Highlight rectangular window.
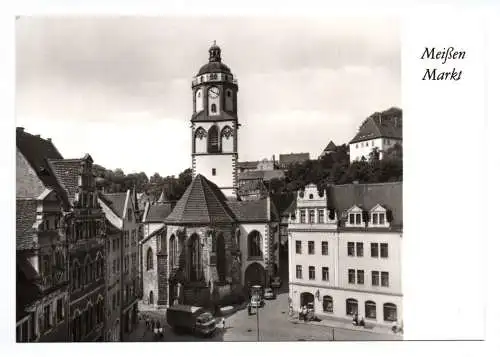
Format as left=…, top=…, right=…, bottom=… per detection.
left=349, top=214, right=355, bottom=225
left=321, top=241, right=328, bottom=255
left=308, top=266, right=315, bottom=280
left=127, top=208, right=132, bottom=221
left=372, top=271, right=380, bottom=286
left=348, top=269, right=355, bottom=284
left=372, top=213, right=379, bottom=225
left=357, top=270, right=364, bottom=285
left=381, top=272, right=389, bottom=287
left=318, top=209, right=324, bottom=223
left=308, top=241, right=315, bottom=255
left=295, top=240, right=302, bottom=254
left=379, top=214, right=385, bottom=225
left=371, top=243, right=379, bottom=257
left=347, top=242, right=355, bottom=256
left=299, top=209, right=306, bottom=223
left=355, top=213, right=361, bottom=225
left=212, top=168, right=216, bottom=176
left=356, top=242, right=364, bottom=257
left=380, top=243, right=389, bottom=258
left=322, top=267, right=329, bottom=281
left=309, top=209, right=315, bottom=224
left=296, top=265, right=302, bottom=279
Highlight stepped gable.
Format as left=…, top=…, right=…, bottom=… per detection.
left=165, top=174, right=236, bottom=224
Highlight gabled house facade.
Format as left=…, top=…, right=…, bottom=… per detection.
left=98, top=190, right=141, bottom=341
left=288, top=182, right=402, bottom=327
left=16, top=128, right=70, bottom=342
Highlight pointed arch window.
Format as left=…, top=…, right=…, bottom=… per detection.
left=169, top=234, right=177, bottom=269
left=146, top=248, right=153, bottom=271
left=188, top=234, right=202, bottom=281
left=194, top=127, right=207, bottom=140
left=248, top=231, right=263, bottom=259
left=207, top=125, right=220, bottom=153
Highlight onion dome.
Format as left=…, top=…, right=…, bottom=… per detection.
left=197, top=41, right=232, bottom=76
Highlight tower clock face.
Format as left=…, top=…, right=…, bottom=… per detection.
left=208, top=87, right=220, bottom=99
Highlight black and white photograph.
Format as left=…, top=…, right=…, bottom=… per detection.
left=14, top=16, right=403, bottom=343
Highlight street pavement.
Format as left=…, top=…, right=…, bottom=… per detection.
left=127, top=292, right=401, bottom=342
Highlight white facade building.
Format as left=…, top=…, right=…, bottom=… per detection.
left=349, top=108, right=402, bottom=162
left=288, top=182, right=402, bottom=327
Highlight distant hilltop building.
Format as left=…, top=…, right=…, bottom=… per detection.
left=278, top=152, right=310, bottom=169
left=319, top=141, right=337, bottom=159
left=349, top=107, right=402, bottom=162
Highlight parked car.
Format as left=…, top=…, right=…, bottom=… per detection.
left=264, top=288, right=276, bottom=300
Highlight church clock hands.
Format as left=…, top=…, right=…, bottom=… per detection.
left=208, top=87, right=220, bottom=99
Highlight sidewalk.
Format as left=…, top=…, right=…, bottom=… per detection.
left=288, top=313, right=403, bottom=337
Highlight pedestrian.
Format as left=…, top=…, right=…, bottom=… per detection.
left=145, top=316, right=150, bottom=328
left=221, top=317, right=226, bottom=331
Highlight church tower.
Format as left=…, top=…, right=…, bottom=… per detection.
left=191, top=42, right=239, bottom=198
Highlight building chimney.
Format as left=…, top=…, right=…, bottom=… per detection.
left=35, top=134, right=40, bottom=138
left=16, top=127, right=24, bottom=133
left=47, top=138, right=52, bottom=142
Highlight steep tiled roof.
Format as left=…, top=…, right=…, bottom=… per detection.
left=145, top=204, right=174, bottom=222
left=237, top=161, right=259, bottom=170
left=100, top=192, right=128, bottom=218
left=16, top=128, right=63, bottom=173
left=271, top=192, right=297, bottom=217
left=16, top=129, right=64, bottom=196
left=327, top=182, right=402, bottom=229
left=227, top=199, right=269, bottom=222
left=165, top=175, right=236, bottom=224
left=47, top=159, right=81, bottom=203
left=17, top=258, right=42, bottom=321
left=16, top=199, right=38, bottom=250
left=279, top=153, right=310, bottom=167
left=238, top=170, right=285, bottom=181
left=350, top=108, right=403, bottom=144
left=323, top=141, right=336, bottom=152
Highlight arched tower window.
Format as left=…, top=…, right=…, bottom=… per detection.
left=146, top=248, right=153, bottom=271
left=160, top=232, right=167, bottom=254
left=169, top=234, right=177, bottom=269
left=211, top=103, right=217, bottom=113
left=248, top=231, right=263, bottom=258
left=188, top=234, right=202, bottom=281
left=207, top=125, right=220, bottom=153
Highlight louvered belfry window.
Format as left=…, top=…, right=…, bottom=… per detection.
left=207, top=125, right=219, bottom=153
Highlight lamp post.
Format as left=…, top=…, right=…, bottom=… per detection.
left=256, top=304, right=260, bottom=341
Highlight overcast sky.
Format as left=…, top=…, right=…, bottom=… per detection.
left=16, top=17, right=400, bottom=177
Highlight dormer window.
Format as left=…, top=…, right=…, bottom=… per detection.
left=372, top=212, right=385, bottom=225
left=369, top=204, right=390, bottom=228
left=346, top=205, right=364, bottom=227
left=348, top=213, right=362, bottom=225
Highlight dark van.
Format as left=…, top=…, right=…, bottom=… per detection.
left=166, top=304, right=216, bottom=337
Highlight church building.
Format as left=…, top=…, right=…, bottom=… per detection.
left=140, top=43, right=282, bottom=308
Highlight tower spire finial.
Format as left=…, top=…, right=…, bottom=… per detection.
left=209, top=40, right=221, bottom=62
